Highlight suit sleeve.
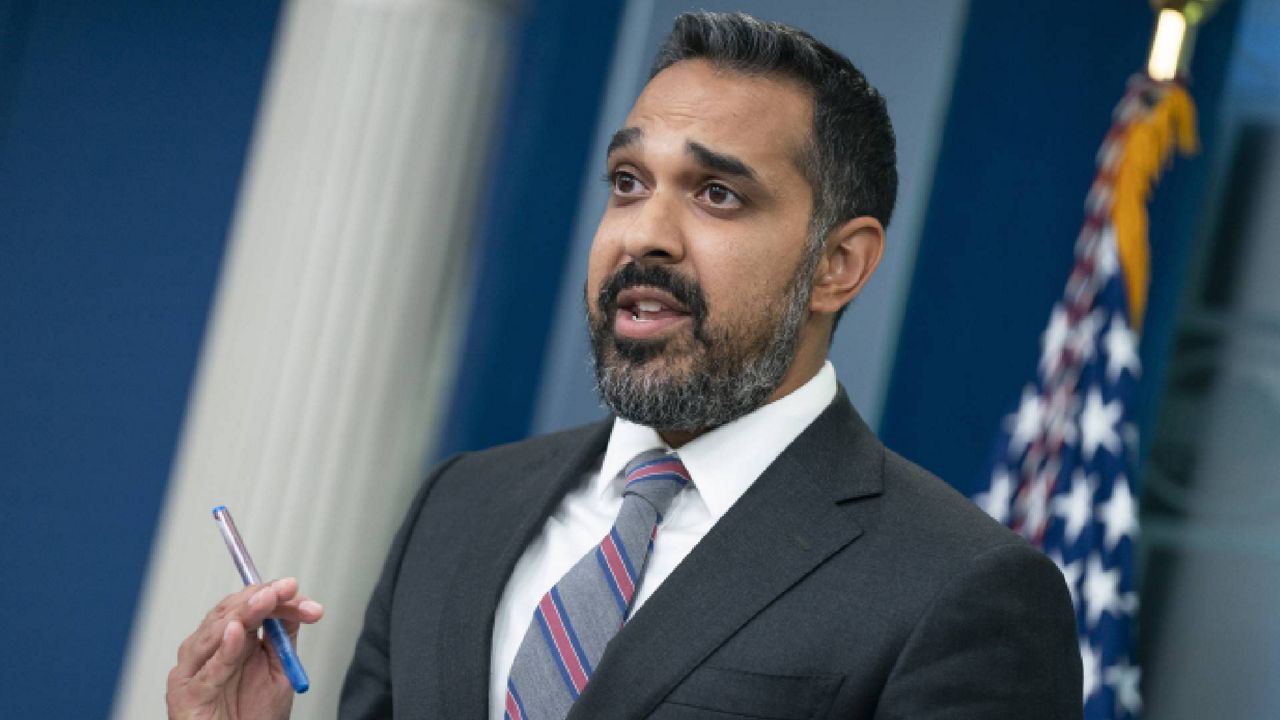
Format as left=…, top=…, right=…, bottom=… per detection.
left=338, top=454, right=465, bottom=719
left=874, top=541, right=1083, bottom=720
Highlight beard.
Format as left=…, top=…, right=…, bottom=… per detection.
left=587, top=244, right=820, bottom=433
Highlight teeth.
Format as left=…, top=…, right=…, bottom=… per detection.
left=635, top=300, right=664, bottom=312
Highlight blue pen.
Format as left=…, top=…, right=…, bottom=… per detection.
left=212, top=505, right=310, bottom=694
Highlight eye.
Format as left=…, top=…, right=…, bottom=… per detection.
left=697, top=182, right=744, bottom=209
left=609, top=170, right=646, bottom=197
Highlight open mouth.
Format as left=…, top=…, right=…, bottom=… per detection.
left=614, top=286, right=692, bottom=339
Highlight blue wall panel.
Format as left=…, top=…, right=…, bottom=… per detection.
left=439, top=0, right=625, bottom=457
left=0, top=1, right=281, bottom=715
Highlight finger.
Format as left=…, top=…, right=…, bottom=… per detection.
left=277, top=601, right=324, bottom=644
left=199, top=583, right=262, bottom=626
left=258, top=578, right=324, bottom=625
left=191, top=619, right=252, bottom=696
left=271, top=597, right=326, bottom=626
left=235, top=583, right=284, bottom=633
left=174, top=585, right=261, bottom=679
left=235, top=580, right=323, bottom=632
left=174, top=579, right=318, bottom=680
left=267, top=577, right=299, bottom=603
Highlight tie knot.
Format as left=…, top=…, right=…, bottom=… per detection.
left=622, top=450, right=690, bottom=518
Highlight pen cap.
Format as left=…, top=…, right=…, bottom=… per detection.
left=212, top=506, right=264, bottom=586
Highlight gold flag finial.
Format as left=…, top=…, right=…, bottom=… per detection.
left=1147, top=0, right=1224, bottom=80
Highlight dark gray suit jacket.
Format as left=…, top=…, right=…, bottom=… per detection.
left=340, top=390, right=1082, bottom=719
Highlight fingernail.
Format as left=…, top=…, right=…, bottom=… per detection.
left=299, top=600, right=323, bottom=615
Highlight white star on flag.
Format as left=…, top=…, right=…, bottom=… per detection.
left=1053, top=469, right=1094, bottom=546
left=1083, top=552, right=1120, bottom=628
left=974, top=468, right=1014, bottom=524
left=1006, top=385, right=1045, bottom=452
left=1081, top=639, right=1102, bottom=702
left=1105, top=313, right=1141, bottom=382
left=1067, top=309, right=1104, bottom=365
left=1080, top=386, right=1122, bottom=460
left=1098, top=474, right=1137, bottom=551
left=1105, top=661, right=1143, bottom=715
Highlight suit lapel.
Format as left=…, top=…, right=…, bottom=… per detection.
left=568, top=391, right=884, bottom=720
left=435, top=420, right=613, bottom=719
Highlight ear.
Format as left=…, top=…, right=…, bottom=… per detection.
left=809, top=216, right=885, bottom=315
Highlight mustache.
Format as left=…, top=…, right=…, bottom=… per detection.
left=596, top=263, right=709, bottom=325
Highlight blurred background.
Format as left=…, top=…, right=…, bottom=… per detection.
left=1, top=0, right=1276, bottom=717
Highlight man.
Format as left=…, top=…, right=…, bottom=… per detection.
left=168, top=12, right=1082, bottom=719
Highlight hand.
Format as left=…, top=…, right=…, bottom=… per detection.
left=167, top=578, right=324, bottom=720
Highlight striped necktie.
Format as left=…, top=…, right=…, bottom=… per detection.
left=503, top=449, right=690, bottom=720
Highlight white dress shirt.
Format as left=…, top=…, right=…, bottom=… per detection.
left=487, top=362, right=838, bottom=719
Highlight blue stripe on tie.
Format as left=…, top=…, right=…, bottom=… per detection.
left=625, top=471, right=689, bottom=488
left=596, top=546, right=629, bottom=614
left=550, top=587, right=594, bottom=677
left=507, top=678, right=528, bottom=720
left=610, top=526, right=638, bottom=581
left=535, top=606, right=580, bottom=699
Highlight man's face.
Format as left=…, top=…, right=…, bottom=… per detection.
left=586, top=59, right=819, bottom=432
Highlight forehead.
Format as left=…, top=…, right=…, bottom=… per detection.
left=621, top=59, right=813, bottom=174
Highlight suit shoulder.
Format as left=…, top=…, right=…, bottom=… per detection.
left=877, top=447, right=1027, bottom=556
left=856, top=450, right=1073, bottom=650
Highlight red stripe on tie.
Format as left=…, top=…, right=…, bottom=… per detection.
left=627, top=460, right=686, bottom=483
left=539, top=594, right=590, bottom=693
left=505, top=690, right=521, bottom=720
left=600, top=533, right=635, bottom=601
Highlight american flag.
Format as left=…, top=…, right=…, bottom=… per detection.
left=972, top=74, right=1195, bottom=720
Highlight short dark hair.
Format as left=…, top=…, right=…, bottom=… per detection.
left=651, top=12, right=898, bottom=326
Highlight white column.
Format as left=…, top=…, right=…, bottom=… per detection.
left=113, top=0, right=513, bottom=716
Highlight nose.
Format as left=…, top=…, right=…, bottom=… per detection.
left=619, top=189, right=686, bottom=265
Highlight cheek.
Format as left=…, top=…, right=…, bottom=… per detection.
left=584, top=236, right=616, bottom=304
left=696, top=245, right=798, bottom=314
left=697, top=271, right=774, bottom=335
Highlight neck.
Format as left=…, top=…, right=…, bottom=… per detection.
left=658, top=428, right=700, bottom=449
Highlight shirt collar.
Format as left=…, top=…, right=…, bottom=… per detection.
left=595, top=361, right=839, bottom=520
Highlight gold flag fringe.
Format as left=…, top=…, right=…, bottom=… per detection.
left=1111, top=82, right=1198, bottom=330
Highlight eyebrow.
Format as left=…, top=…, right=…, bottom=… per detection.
left=605, top=127, right=759, bottom=182
left=685, top=140, right=757, bottom=181
left=606, top=127, right=642, bottom=156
